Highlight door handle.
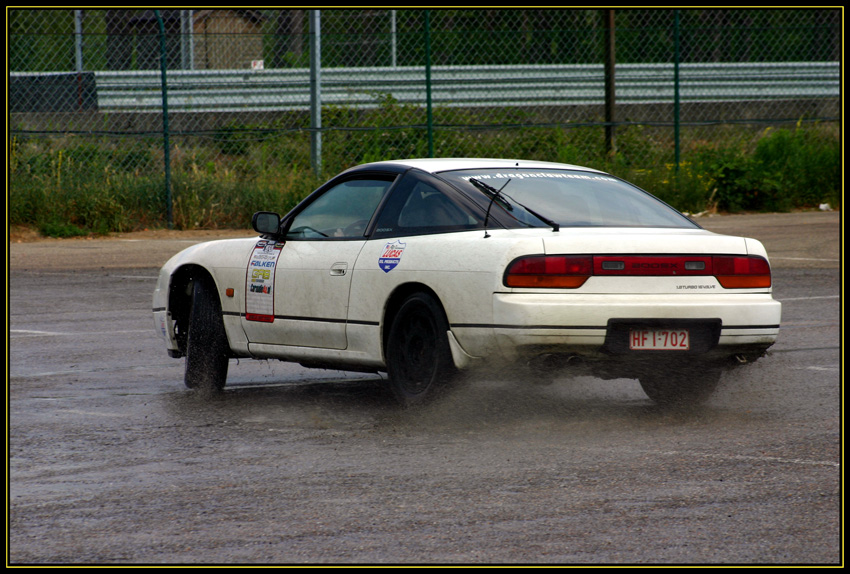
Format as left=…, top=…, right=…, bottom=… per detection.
left=330, top=262, right=348, bottom=276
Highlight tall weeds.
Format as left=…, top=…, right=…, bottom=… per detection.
left=9, top=110, right=840, bottom=236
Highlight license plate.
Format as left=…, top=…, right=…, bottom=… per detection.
left=629, top=329, right=690, bottom=351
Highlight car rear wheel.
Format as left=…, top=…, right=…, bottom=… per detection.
left=638, top=367, right=722, bottom=406
left=184, top=277, right=229, bottom=393
left=386, top=293, right=456, bottom=407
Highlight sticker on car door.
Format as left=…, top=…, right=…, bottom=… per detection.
left=245, top=240, right=284, bottom=322
left=379, top=240, right=406, bottom=273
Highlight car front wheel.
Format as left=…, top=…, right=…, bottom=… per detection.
left=386, top=293, right=456, bottom=407
left=184, top=277, right=229, bottom=393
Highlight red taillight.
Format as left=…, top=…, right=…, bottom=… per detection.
left=504, top=254, right=771, bottom=289
left=505, top=255, right=592, bottom=288
left=713, top=255, right=771, bottom=288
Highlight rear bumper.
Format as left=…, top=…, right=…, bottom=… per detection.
left=453, top=292, right=781, bottom=362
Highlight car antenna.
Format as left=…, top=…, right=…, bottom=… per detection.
left=471, top=178, right=511, bottom=239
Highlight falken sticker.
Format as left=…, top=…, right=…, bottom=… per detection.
left=246, top=240, right=284, bottom=322
left=379, top=240, right=406, bottom=273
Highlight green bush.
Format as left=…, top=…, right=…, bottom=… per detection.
left=675, top=123, right=842, bottom=213
left=689, top=146, right=761, bottom=212
left=38, top=220, right=90, bottom=238
left=752, top=123, right=841, bottom=208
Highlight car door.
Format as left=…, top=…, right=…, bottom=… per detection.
left=241, top=175, right=395, bottom=350
left=346, top=170, right=489, bottom=341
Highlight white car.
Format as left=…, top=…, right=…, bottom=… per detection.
left=153, top=158, right=781, bottom=406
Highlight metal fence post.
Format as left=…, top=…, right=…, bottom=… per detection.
left=310, top=9, right=322, bottom=177
left=154, top=10, right=173, bottom=228
left=391, top=9, right=397, bottom=67
left=425, top=10, right=434, bottom=158
left=604, top=9, right=616, bottom=158
left=180, top=9, right=194, bottom=71
left=74, top=10, right=83, bottom=72
left=673, top=10, right=681, bottom=172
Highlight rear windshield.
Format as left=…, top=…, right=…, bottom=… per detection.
left=441, top=168, right=698, bottom=229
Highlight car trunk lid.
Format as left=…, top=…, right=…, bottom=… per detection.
left=541, top=227, right=748, bottom=256
left=519, top=228, right=769, bottom=293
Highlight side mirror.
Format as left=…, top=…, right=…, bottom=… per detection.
left=252, top=211, right=281, bottom=236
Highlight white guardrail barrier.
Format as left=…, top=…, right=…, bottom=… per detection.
left=11, top=61, right=840, bottom=114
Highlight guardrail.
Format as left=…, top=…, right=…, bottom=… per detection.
left=10, top=61, right=840, bottom=114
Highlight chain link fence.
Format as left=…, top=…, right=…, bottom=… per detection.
left=9, top=8, right=841, bottom=231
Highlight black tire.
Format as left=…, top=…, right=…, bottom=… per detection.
left=386, top=293, right=456, bottom=407
left=184, top=277, right=229, bottom=393
left=638, top=367, right=722, bottom=407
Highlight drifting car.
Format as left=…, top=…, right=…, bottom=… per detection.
left=153, top=158, right=781, bottom=406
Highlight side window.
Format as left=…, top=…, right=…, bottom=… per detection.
left=373, top=174, right=481, bottom=237
left=286, top=178, right=393, bottom=239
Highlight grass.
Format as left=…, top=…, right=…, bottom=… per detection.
left=9, top=114, right=841, bottom=237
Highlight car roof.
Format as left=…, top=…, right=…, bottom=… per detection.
left=350, top=158, right=606, bottom=175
